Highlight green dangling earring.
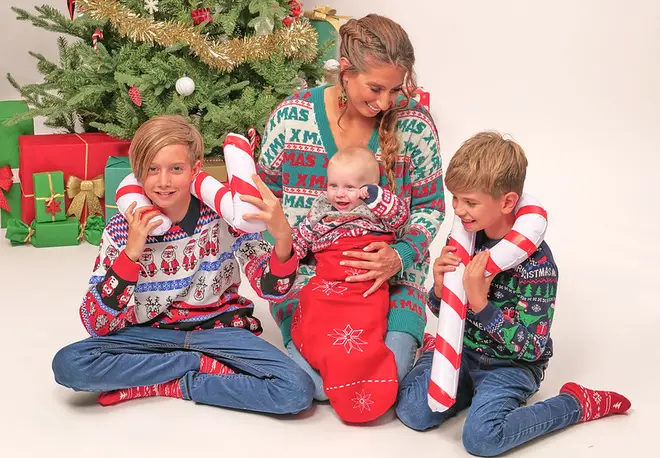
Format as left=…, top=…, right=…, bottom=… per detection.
left=338, top=84, right=348, bottom=110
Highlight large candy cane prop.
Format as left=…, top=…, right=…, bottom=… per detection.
left=428, top=193, right=548, bottom=412
left=115, top=133, right=266, bottom=236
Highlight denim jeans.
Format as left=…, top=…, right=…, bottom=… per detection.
left=52, top=326, right=314, bottom=415
left=396, top=349, right=582, bottom=457
left=287, top=330, right=418, bottom=401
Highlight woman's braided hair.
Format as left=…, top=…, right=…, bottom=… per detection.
left=338, top=14, right=417, bottom=192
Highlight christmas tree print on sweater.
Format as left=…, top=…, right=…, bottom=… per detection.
left=429, top=231, right=558, bottom=362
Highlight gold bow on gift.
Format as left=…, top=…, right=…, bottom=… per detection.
left=303, top=6, right=351, bottom=31
left=66, top=175, right=105, bottom=220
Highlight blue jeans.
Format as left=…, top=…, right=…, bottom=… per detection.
left=396, top=350, right=582, bottom=457
left=287, top=330, right=418, bottom=401
left=52, top=326, right=314, bottom=415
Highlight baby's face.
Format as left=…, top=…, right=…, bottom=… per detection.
left=326, top=163, right=365, bottom=212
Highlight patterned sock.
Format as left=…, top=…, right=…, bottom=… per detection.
left=419, top=332, right=436, bottom=354
left=199, top=354, right=236, bottom=375
left=97, top=379, right=182, bottom=407
left=560, top=382, right=631, bottom=422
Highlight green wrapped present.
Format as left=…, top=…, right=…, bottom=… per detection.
left=33, top=171, right=67, bottom=223
left=104, top=156, right=132, bottom=221
left=304, top=6, right=350, bottom=61
left=5, top=216, right=80, bottom=248
left=0, top=101, right=34, bottom=228
left=81, top=215, right=105, bottom=246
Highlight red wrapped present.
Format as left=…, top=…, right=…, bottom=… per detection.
left=18, top=133, right=130, bottom=225
left=413, top=87, right=430, bottom=112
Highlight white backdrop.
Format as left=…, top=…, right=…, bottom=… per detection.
left=0, top=2, right=657, bottom=455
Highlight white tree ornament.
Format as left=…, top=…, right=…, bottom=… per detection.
left=175, top=76, right=196, bottom=96
left=144, top=0, right=159, bottom=15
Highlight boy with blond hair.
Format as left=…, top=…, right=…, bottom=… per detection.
left=52, top=115, right=314, bottom=414
left=396, top=132, right=630, bottom=456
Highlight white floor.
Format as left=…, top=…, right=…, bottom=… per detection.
left=0, top=211, right=654, bottom=458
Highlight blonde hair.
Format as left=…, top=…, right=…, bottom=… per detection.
left=129, top=115, right=204, bottom=182
left=328, top=146, right=380, bottom=184
left=445, top=131, right=528, bottom=197
left=338, top=14, right=417, bottom=192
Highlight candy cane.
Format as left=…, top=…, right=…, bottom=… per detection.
left=247, top=127, right=260, bottom=153
left=428, top=193, right=548, bottom=412
left=92, top=29, right=103, bottom=52
left=115, top=133, right=266, bottom=236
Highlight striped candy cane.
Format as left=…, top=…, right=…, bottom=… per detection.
left=247, top=127, right=260, bottom=153
left=115, top=133, right=266, bottom=236
left=428, top=193, right=548, bottom=412
left=92, top=29, right=103, bottom=52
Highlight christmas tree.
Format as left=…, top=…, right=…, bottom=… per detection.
left=6, top=0, right=327, bottom=156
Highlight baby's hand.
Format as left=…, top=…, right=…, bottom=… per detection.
left=358, top=186, right=370, bottom=200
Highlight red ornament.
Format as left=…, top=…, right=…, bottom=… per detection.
left=0, top=165, right=13, bottom=212
left=283, top=16, right=293, bottom=27
left=67, top=0, right=75, bottom=20
left=128, top=86, right=142, bottom=107
left=191, top=8, right=213, bottom=26
left=289, top=0, right=302, bottom=18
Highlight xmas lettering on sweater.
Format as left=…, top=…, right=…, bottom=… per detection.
left=428, top=231, right=558, bottom=362
left=81, top=197, right=297, bottom=337
left=257, top=86, right=446, bottom=345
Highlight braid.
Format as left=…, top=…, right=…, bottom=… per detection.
left=337, top=14, right=418, bottom=193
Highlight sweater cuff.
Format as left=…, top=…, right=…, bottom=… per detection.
left=269, top=248, right=298, bottom=277
left=362, top=184, right=380, bottom=205
left=115, top=250, right=140, bottom=281
left=473, top=301, right=501, bottom=328
left=428, top=287, right=441, bottom=317
left=392, top=241, right=416, bottom=272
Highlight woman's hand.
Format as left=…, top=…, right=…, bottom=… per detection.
left=340, top=241, right=402, bottom=297
left=241, top=174, right=293, bottom=263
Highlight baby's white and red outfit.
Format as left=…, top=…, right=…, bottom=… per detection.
left=290, top=185, right=409, bottom=422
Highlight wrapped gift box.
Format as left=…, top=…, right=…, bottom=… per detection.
left=104, top=156, right=132, bottom=221
left=18, top=132, right=130, bottom=225
left=33, top=171, right=67, bottom=223
left=0, top=101, right=34, bottom=227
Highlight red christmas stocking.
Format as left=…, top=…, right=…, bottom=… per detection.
left=292, top=234, right=398, bottom=423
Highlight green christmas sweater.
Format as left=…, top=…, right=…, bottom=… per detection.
left=257, top=85, right=445, bottom=346
left=429, top=231, right=558, bottom=362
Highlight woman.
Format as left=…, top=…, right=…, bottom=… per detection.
left=257, top=14, right=445, bottom=400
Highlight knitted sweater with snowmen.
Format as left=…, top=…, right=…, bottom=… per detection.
left=80, top=196, right=297, bottom=337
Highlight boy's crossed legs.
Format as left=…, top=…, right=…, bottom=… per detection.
left=52, top=326, right=314, bottom=415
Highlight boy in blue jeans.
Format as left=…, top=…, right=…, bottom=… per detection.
left=52, top=115, right=313, bottom=414
left=396, top=132, right=630, bottom=456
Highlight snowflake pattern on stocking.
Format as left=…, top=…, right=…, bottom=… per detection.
left=327, top=324, right=367, bottom=354
left=313, top=280, right=348, bottom=296
left=351, top=389, right=374, bottom=413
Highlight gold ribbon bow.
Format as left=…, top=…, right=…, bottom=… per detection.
left=303, top=5, right=351, bottom=32
left=66, top=175, right=105, bottom=220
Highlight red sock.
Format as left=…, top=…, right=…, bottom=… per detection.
left=420, top=332, right=436, bottom=354
left=560, top=382, right=631, bottom=422
left=97, top=379, right=182, bottom=406
left=199, top=355, right=235, bottom=375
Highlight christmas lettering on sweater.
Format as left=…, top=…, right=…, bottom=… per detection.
left=81, top=197, right=297, bottom=337
left=257, top=85, right=445, bottom=345
left=428, top=231, right=558, bottom=362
